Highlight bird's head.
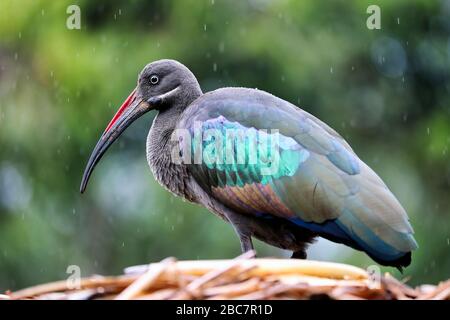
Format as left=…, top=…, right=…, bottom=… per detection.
left=80, top=59, right=201, bottom=193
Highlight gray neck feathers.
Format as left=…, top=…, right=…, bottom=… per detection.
left=146, top=82, right=202, bottom=200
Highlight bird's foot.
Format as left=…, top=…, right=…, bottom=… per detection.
left=291, top=250, right=307, bottom=259
left=237, top=250, right=256, bottom=260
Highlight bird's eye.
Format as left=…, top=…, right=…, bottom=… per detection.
left=150, top=75, right=159, bottom=85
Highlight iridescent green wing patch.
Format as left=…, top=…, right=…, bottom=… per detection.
left=191, top=116, right=310, bottom=188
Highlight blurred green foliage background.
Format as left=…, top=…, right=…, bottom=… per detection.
left=0, top=0, right=449, bottom=290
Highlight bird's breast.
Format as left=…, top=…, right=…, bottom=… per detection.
left=146, top=124, right=195, bottom=202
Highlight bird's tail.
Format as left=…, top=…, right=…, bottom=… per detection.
left=332, top=189, right=418, bottom=270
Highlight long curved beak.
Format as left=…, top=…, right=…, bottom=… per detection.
left=80, top=88, right=150, bottom=193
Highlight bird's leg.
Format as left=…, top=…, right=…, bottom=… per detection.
left=226, top=213, right=255, bottom=253
left=218, top=206, right=255, bottom=254
left=238, top=233, right=254, bottom=253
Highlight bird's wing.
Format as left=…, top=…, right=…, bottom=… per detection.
left=176, top=88, right=417, bottom=263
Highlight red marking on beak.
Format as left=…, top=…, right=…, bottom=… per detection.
left=103, top=88, right=137, bottom=134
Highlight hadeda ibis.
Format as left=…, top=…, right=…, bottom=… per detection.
left=80, top=59, right=418, bottom=269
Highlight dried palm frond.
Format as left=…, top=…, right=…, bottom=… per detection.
left=5, top=252, right=450, bottom=300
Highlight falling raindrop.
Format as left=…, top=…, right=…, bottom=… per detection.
left=218, top=41, right=225, bottom=53
left=204, top=24, right=207, bottom=31
left=213, top=63, right=217, bottom=72
left=427, top=127, right=430, bottom=135
left=18, top=32, right=21, bottom=39
left=41, top=9, right=45, bottom=16
left=330, top=67, right=333, bottom=74
left=119, top=9, right=122, bottom=15
left=397, top=17, right=400, bottom=24
left=403, top=113, right=408, bottom=122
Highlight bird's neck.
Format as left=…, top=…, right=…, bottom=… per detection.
left=151, top=105, right=183, bottom=140
left=146, top=92, right=201, bottom=200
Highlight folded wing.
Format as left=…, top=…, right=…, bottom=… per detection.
left=176, top=88, right=418, bottom=266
